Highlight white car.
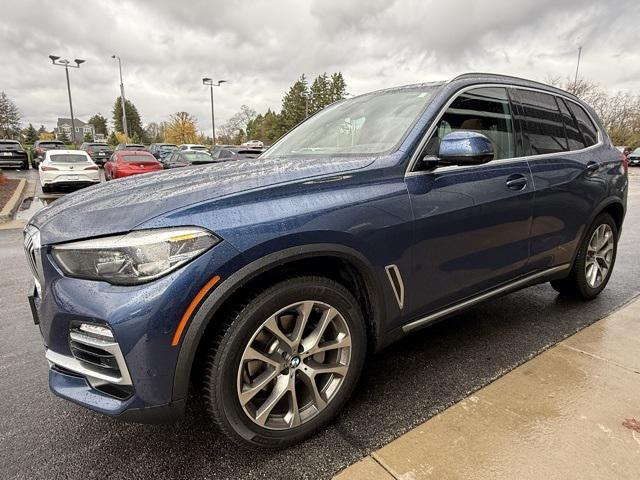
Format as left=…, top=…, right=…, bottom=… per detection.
left=241, top=139, right=264, bottom=148
left=178, top=144, right=209, bottom=152
left=39, top=150, right=101, bottom=193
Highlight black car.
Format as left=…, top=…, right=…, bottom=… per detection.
left=209, top=145, right=238, bottom=162
left=32, top=140, right=65, bottom=168
left=161, top=150, right=216, bottom=169
left=115, top=143, right=147, bottom=151
left=0, top=140, right=29, bottom=169
left=149, top=143, right=178, bottom=160
left=80, top=142, right=112, bottom=166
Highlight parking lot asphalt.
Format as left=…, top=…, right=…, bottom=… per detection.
left=1, top=171, right=639, bottom=480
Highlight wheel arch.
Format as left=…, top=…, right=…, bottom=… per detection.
left=171, top=244, right=386, bottom=403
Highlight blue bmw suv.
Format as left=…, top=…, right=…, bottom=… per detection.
left=24, top=73, right=627, bottom=448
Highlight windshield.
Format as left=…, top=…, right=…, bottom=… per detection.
left=50, top=154, right=89, bottom=163
left=632, top=148, right=640, bottom=155
left=263, top=86, right=439, bottom=158
left=160, top=145, right=177, bottom=151
left=184, top=152, right=213, bottom=163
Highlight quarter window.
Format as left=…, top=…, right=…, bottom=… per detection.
left=430, top=87, right=515, bottom=160
left=557, top=98, right=586, bottom=150
left=566, top=101, right=598, bottom=147
left=511, top=89, right=567, bottom=155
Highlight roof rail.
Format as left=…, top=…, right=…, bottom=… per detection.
left=449, top=72, right=578, bottom=99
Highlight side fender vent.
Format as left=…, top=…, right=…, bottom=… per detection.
left=385, top=264, right=405, bottom=310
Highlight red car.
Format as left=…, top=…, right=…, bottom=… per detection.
left=104, top=150, right=163, bottom=180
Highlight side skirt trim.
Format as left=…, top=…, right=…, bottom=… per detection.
left=402, top=264, right=571, bottom=333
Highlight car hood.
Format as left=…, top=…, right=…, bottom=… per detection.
left=30, top=155, right=376, bottom=244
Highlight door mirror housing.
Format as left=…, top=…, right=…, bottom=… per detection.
left=437, top=131, right=494, bottom=166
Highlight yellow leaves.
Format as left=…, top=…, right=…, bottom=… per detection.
left=165, top=112, right=199, bottom=144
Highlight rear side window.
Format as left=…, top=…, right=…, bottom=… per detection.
left=511, top=89, right=567, bottom=155
left=433, top=87, right=515, bottom=160
left=557, top=98, right=586, bottom=150
left=566, top=101, right=598, bottom=147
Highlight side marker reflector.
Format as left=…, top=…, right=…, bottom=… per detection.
left=171, top=275, right=221, bottom=347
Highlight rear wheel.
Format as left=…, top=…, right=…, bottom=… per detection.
left=203, top=276, right=366, bottom=448
left=551, top=213, right=618, bottom=299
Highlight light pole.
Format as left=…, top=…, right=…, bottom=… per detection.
left=112, top=55, right=128, bottom=138
left=301, top=91, right=312, bottom=118
left=202, top=78, right=227, bottom=145
left=49, top=55, right=85, bottom=145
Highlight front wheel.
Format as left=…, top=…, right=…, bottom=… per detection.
left=203, top=276, right=366, bottom=448
left=551, top=213, right=618, bottom=299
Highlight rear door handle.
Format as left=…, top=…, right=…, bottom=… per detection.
left=506, top=174, right=527, bottom=191
left=586, top=162, right=600, bottom=173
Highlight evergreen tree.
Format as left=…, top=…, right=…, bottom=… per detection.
left=88, top=114, right=108, bottom=136
left=280, top=74, right=309, bottom=133
left=24, top=123, right=39, bottom=144
left=83, top=131, right=93, bottom=142
left=107, top=131, right=118, bottom=146
left=310, top=73, right=331, bottom=114
left=329, top=72, right=348, bottom=103
left=0, top=91, right=21, bottom=139
left=112, top=97, right=145, bottom=140
left=58, top=130, right=70, bottom=144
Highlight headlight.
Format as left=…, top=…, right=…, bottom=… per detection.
left=51, top=227, right=219, bottom=285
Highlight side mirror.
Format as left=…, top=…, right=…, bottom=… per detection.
left=438, top=131, right=494, bottom=166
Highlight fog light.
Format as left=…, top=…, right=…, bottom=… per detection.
left=79, top=323, right=114, bottom=339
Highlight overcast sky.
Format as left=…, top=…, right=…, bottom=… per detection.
left=2, top=0, right=639, bottom=135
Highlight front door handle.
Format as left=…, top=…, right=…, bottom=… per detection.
left=506, top=174, right=527, bottom=191
left=586, top=161, right=600, bottom=173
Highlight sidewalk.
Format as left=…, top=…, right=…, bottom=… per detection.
left=335, top=297, right=640, bottom=480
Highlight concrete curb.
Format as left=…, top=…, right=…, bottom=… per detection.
left=0, top=178, right=27, bottom=224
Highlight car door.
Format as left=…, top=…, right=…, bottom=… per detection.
left=508, top=88, right=611, bottom=270
left=403, top=86, right=534, bottom=325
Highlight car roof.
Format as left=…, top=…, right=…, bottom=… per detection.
left=46, top=149, right=89, bottom=156
left=350, top=72, right=581, bottom=104
left=115, top=150, right=154, bottom=156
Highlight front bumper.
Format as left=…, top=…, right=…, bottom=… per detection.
left=629, top=157, right=640, bottom=166
left=27, top=231, right=240, bottom=423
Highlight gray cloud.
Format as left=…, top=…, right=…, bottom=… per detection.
left=1, top=0, right=639, bottom=135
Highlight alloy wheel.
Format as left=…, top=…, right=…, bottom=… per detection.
left=236, top=300, right=352, bottom=430
left=585, top=224, right=615, bottom=288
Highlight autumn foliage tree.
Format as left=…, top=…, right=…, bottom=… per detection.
left=165, top=112, right=198, bottom=144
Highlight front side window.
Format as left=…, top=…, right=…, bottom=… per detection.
left=566, top=101, right=598, bottom=147
left=511, top=89, right=568, bottom=155
left=427, top=87, right=515, bottom=161
left=263, top=86, right=440, bottom=158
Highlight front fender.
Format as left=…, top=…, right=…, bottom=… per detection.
left=170, top=243, right=386, bottom=403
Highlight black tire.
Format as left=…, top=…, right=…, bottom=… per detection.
left=42, top=184, right=51, bottom=193
left=203, top=276, right=367, bottom=448
left=21, top=159, right=29, bottom=170
left=551, top=213, right=618, bottom=299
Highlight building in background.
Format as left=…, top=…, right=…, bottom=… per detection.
left=55, top=118, right=105, bottom=143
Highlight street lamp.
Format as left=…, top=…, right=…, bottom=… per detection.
left=300, top=91, right=312, bottom=118
left=112, top=55, right=128, bottom=138
left=49, top=55, right=85, bottom=145
left=202, top=78, right=227, bottom=145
